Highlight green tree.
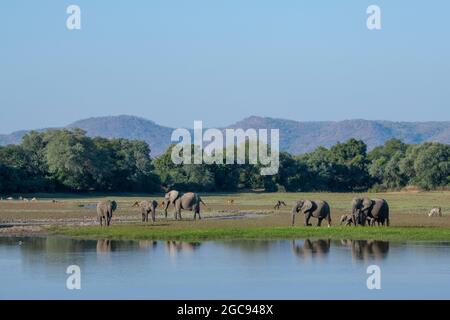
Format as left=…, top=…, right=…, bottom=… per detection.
left=400, top=142, right=450, bottom=190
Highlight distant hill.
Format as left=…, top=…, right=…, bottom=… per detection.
left=67, top=115, right=173, bottom=156
left=229, top=116, right=450, bottom=154
left=1, top=115, right=449, bottom=156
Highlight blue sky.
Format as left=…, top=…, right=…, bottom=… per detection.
left=0, top=1, right=449, bottom=133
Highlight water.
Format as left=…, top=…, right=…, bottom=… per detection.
left=1, top=237, right=449, bottom=299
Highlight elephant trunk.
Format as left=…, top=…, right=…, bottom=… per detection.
left=291, top=207, right=298, bottom=226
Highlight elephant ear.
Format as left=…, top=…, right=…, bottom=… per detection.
left=111, top=201, right=118, bottom=211
left=302, top=200, right=313, bottom=213
left=362, top=198, right=373, bottom=211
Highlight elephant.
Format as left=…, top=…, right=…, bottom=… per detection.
left=162, top=190, right=206, bottom=220
left=340, top=214, right=354, bottom=226
left=291, top=200, right=331, bottom=227
left=162, top=190, right=180, bottom=218
left=351, top=197, right=390, bottom=226
left=132, top=200, right=158, bottom=222
left=96, top=200, right=117, bottom=226
left=341, top=213, right=375, bottom=226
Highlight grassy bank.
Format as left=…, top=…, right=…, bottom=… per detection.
left=2, top=191, right=450, bottom=240
left=52, top=225, right=450, bottom=241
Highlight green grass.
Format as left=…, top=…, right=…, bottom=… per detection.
left=52, top=225, right=450, bottom=242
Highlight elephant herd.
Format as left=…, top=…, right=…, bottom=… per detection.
left=96, top=192, right=389, bottom=228
left=96, top=190, right=206, bottom=226
left=291, top=197, right=390, bottom=227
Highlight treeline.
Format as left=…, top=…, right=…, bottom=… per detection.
left=0, top=129, right=160, bottom=193
left=0, top=129, right=449, bottom=194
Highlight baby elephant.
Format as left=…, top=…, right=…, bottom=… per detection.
left=97, top=200, right=117, bottom=227
left=428, top=207, right=442, bottom=217
left=340, top=214, right=354, bottom=226
left=133, top=200, right=158, bottom=222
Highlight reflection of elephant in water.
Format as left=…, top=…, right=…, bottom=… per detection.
left=133, top=200, right=158, bottom=222
left=341, top=239, right=389, bottom=261
left=162, top=190, right=206, bottom=220
left=96, top=240, right=112, bottom=253
left=292, top=239, right=330, bottom=259
left=291, top=200, right=331, bottom=227
left=96, top=200, right=117, bottom=226
left=165, top=241, right=201, bottom=255
left=351, top=198, right=390, bottom=226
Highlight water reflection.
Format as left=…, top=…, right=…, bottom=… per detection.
left=2, top=237, right=450, bottom=299
left=340, top=240, right=390, bottom=261
left=2, top=237, right=391, bottom=262
left=290, top=239, right=390, bottom=261
left=292, top=239, right=331, bottom=260
left=165, top=241, right=201, bottom=256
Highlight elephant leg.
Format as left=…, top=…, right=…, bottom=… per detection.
left=142, top=212, right=145, bottom=222
left=99, top=216, right=103, bottom=226
left=194, top=205, right=201, bottom=220
left=317, top=218, right=323, bottom=227
left=151, top=210, right=155, bottom=223
left=304, top=213, right=312, bottom=226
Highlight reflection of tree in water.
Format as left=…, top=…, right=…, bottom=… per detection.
left=165, top=241, right=201, bottom=256
left=340, top=240, right=389, bottom=261
left=291, top=239, right=331, bottom=260
left=10, top=237, right=97, bottom=266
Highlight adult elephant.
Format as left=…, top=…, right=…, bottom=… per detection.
left=351, top=198, right=390, bottom=226
left=163, top=190, right=206, bottom=220
left=96, top=200, right=117, bottom=227
left=291, top=200, right=331, bottom=227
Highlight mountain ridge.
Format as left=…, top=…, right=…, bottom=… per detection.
left=1, top=115, right=449, bottom=156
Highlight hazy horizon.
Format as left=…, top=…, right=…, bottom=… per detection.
left=1, top=1, right=449, bottom=132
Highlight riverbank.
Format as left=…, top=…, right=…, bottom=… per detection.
left=51, top=224, right=450, bottom=241
left=1, top=191, right=449, bottom=240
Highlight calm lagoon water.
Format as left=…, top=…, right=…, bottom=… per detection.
left=1, top=237, right=449, bottom=299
